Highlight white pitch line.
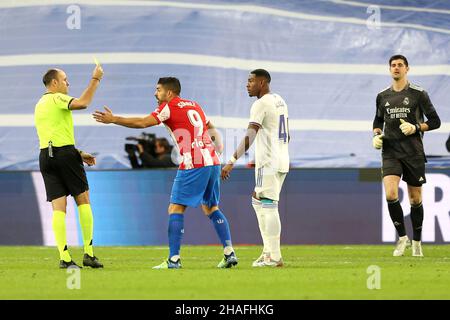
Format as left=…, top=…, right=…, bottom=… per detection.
left=1, top=52, right=450, bottom=76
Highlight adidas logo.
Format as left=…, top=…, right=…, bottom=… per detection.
left=419, top=177, right=424, bottom=182
left=385, top=101, right=390, bottom=107
left=216, top=219, right=224, bottom=224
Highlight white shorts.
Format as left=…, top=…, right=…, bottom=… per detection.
left=254, top=167, right=287, bottom=201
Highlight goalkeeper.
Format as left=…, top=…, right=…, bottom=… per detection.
left=372, top=55, right=441, bottom=258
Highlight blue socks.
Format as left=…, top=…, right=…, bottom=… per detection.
left=208, top=210, right=232, bottom=248
left=168, top=214, right=184, bottom=259
left=168, top=211, right=232, bottom=259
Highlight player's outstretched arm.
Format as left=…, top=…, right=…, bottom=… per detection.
left=70, top=65, right=104, bottom=110
left=93, top=106, right=159, bottom=128
left=221, top=123, right=259, bottom=180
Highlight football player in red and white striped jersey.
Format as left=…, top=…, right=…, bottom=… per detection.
left=93, top=77, right=238, bottom=269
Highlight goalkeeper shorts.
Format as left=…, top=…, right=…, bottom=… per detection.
left=382, top=156, right=426, bottom=187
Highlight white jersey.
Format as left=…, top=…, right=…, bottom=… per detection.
left=249, top=93, right=290, bottom=173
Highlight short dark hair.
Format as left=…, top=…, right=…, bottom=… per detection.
left=156, top=137, right=172, bottom=152
left=157, top=77, right=181, bottom=95
left=250, top=69, right=271, bottom=83
left=42, top=69, right=59, bottom=86
left=389, top=55, right=408, bottom=67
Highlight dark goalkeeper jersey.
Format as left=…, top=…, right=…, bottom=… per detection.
left=374, top=83, right=438, bottom=160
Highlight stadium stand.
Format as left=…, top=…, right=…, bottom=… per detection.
left=0, top=0, right=449, bottom=170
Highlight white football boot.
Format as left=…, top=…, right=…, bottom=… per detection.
left=252, top=252, right=269, bottom=267
left=253, top=254, right=284, bottom=267
left=412, top=240, right=424, bottom=257
left=393, top=235, right=411, bottom=257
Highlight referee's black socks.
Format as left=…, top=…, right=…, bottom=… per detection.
left=387, top=199, right=406, bottom=237
left=410, top=203, right=424, bottom=241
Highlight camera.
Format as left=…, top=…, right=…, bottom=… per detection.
left=124, top=132, right=157, bottom=157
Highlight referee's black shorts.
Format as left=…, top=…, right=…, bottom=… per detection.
left=382, top=156, right=426, bottom=187
left=39, top=145, right=89, bottom=202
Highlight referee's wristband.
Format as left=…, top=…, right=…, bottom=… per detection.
left=228, top=156, right=237, bottom=164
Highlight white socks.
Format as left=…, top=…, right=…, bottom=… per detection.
left=252, top=197, right=268, bottom=254
left=224, top=246, right=234, bottom=256
left=262, top=203, right=281, bottom=261
left=252, top=197, right=281, bottom=261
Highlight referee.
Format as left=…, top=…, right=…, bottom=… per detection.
left=34, top=65, right=104, bottom=268
left=372, top=55, right=441, bottom=258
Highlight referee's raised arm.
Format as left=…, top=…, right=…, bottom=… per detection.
left=69, top=65, right=104, bottom=110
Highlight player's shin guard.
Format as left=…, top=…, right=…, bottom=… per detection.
left=78, top=204, right=94, bottom=257
left=168, top=214, right=184, bottom=261
left=410, top=203, right=424, bottom=241
left=387, top=199, right=406, bottom=237
left=52, top=210, right=71, bottom=262
left=252, top=197, right=269, bottom=254
left=261, top=199, right=281, bottom=261
left=208, top=210, right=233, bottom=253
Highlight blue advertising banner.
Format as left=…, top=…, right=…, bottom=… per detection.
left=1, top=168, right=449, bottom=245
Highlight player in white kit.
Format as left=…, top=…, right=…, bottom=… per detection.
left=222, top=69, right=289, bottom=267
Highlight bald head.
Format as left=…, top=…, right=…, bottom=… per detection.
left=42, top=68, right=69, bottom=94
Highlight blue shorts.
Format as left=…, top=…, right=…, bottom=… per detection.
left=170, top=165, right=221, bottom=208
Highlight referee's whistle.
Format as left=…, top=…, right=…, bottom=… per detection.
left=48, top=141, right=53, bottom=158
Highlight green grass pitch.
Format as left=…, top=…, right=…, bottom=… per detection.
left=0, top=245, right=449, bottom=299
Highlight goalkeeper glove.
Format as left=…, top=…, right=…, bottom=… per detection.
left=372, top=133, right=384, bottom=149
left=399, top=119, right=419, bottom=136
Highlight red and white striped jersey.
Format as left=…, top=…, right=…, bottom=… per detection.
left=151, top=96, right=220, bottom=170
